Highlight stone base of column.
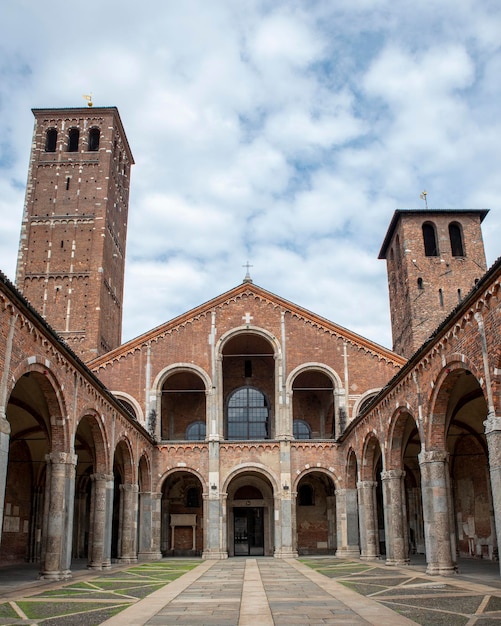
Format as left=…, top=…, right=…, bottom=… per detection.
left=39, top=569, right=72, bottom=581
left=202, top=550, right=228, bottom=560
left=117, top=556, right=138, bottom=564
left=335, top=547, right=360, bottom=558
left=426, top=563, right=457, bottom=576
left=385, top=558, right=410, bottom=566
left=137, top=551, right=163, bottom=561
left=274, top=548, right=298, bottom=558
left=360, top=554, right=379, bottom=561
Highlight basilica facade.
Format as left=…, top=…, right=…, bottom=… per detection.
left=0, top=106, right=500, bottom=580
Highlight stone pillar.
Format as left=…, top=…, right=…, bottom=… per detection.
left=203, top=440, right=227, bottom=559
left=118, top=483, right=139, bottom=563
left=0, top=413, right=11, bottom=540
left=137, top=491, right=162, bottom=560
left=274, top=440, right=296, bottom=557
left=382, top=469, right=409, bottom=566
left=88, top=473, right=113, bottom=569
left=326, top=495, right=337, bottom=552
left=39, top=452, right=77, bottom=580
left=485, top=415, right=501, bottom=574
left=335, top=488, right=360, bottom=557
left=419, top=450, right=457, bottom=575
left=358, top=480, right=378, bottom=560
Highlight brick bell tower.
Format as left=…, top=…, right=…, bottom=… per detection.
left=379, top=209, right=488, bottom=359
left=16, top=106, right=134, bottom=362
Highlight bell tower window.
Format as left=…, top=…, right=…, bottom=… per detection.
left=88, top=128, right=100, bottom=152
left=45, top=128, right=57, bottom=152
left=422, top=222, right=439, bottom=256
left=68, top=128, right=80, bottom=152
left=449, top=222, right=465, bottom=257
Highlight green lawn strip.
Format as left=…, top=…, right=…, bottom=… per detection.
left=0, top=602, right=18, bottom=618
left=17, top=600, right=130, bottom=619
left=379, top=601, right=470, bottom=626
left=41, top=605, right=127, bottom=626
left=340, top=580, right=391, bottom=596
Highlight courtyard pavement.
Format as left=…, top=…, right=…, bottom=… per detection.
left=0, top=556, right=501, bottom=625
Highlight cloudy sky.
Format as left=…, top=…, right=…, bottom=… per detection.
left=1, top=0, right=501, bottom=350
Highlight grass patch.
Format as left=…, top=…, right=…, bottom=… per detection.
left=17, top=601, right=125, bottom=619
left=0, top=603, right=18, bottom=618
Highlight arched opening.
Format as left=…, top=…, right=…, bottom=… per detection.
left=222, top=334, right=275, bottom=440
left=226, top=472, right=274, bottom=556
left=45, top=128, right=57, bottom=152
left=161, top=371, right=206, bottom=440
left=67, top=128, right=80, bottom=152
left=292, top=370, right=335, bottom=439
left=422, top=221, right=439, bottom=257
left=361, top=435, right=385, bottom=559
left=295, top=471, right=336, bottom=555
left=88, top=127, right=100, bottom=152
left=0, top=372, right=53, bottom=565
left=445, top=370, right=492, bottom=559
left=449, top=222, right=465, bottom=257
left=160, top=471, right=203, bottom=556
left=111, top=440, right=134, bottom=562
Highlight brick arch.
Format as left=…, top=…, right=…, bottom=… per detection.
left=345, top=447, right=358, bottom=489
left=222, top=462, right=278, bottom=495
left=111, top=391, right=144, bottom=423
left=74, top=410, right=109, bottom=473
left=427, top=357, right=484, bottom=451
left=286, top=363, right=343, bottom=394
left=113, top=437, right=135, bottom=483
left=387, top=408, right=420, bottom=469
left=152, top=362, right=211, bottom=393
left=157, top=466, right=206, bottom=494
left=292, top=467, right=339, bottom=492
left=491, top=347, right=501, bottom=416
left=138, top=453, right=152, bottom=492
left=9, top=358, right=70, bottom=452
left=216, top=326, right=282, bottom=359
left=360, top=432, right=383, bottom=480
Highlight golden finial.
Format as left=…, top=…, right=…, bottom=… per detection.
left=82, top=94, right=93, bottom=107
left=419, top=190, right=428, bottom=209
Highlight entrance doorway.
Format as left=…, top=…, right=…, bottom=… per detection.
left=234, top=508, right=264, bottom=556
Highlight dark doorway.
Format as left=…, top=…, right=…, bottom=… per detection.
left=234, top=508, right=264, bottom=556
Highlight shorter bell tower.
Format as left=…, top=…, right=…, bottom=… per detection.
left=379, top=209, right=488, bottom=358
left=16, top=106, right=134, bottom=362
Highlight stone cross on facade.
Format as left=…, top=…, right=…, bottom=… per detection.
left=243, top=312, right=253, bottom=325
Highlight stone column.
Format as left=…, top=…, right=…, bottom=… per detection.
left=203, top=440, right=227, bottom=559
left=0, top=413, right=11, bottom=540
left=88, top=473, right=113, bottom=569
left=39, top=452, right=77, bottom=580
left=118, top=483, right=139, bottom=563
left=274, top=440, right=296, bottom=557
left=137, top=491, right=162, bottom=561
left=382, top=469, right=409, bottom=566
left=419, top=450, right=456, bottom=575
left=358, top=480, right=378, bottom=560
left=485, top=415, right=501, bottom=573
left=335, top=488, right=360, bottom=557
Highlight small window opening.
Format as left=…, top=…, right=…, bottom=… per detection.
left=244, top=359, right=252, bottom=378
left=293, top=419, right=311, bottom=440
left=68, top=128, right=80, bottom=152
left=422, top=222, right=439, bottom=257
left=439, top=288, right=444, bottom=307
left=60, top=240, right=64, bottom=248
left=66, top=177, right=70, bottom=190
left=298, top=484, right=314, bottom=506
left=458, top=288, right=462, bottom=303
left=88, top=127, right=100, bottom=152
left=417, top=277, right=424, bottom=290
left=45, top=129, right=57, bottom=152
left=449, top=222, right=465, bottom=257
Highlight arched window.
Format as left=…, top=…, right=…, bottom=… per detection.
left=449, top=222, right=465, bottom=257
left=68, top=128, right=80, bottom=152
left=298, top=484, right=314, bottom=506
left=422, top=222, right=438, bottom=256
left=45, top=128, right=57, bottom=152
left=186, top=421, right=206, bottom=441
left=293, top=419, right=311, bottom=440
left=88, top=127, right=100, bottom=152
left=227, top=387, right=269, bottom=440
left=417, top=277, right=424, bottom=290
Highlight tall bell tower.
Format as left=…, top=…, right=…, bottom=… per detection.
left=16, top=106, right=134, bottom=362
left=379, top=209, right=488, bottom=358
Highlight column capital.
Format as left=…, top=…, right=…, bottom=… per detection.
left=357, top=480, right=377, bottom=489
left=418, top=449, right=449, bottom=465
left=91, top=472, right=113, bottom=482
left=0, top=412, right=11, bottom=435
left=484, top=415, right=501, bottom=434
left=381, top=469, right=406, bottom=481
left=46, top=451, right=77, bottom=466
left=119, top=483, right=139, bottom=493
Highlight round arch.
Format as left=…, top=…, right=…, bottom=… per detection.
left=112, top=392, right=144, bottom=423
